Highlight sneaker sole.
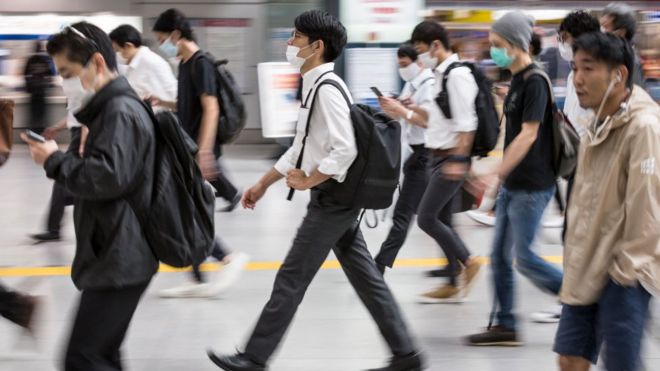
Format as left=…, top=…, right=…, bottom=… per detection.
left=467, top=341, right=524, bottom=347
left=417, top=296, right=465, bottom=304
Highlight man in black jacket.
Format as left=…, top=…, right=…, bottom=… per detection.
left=22, top=22, right=158, bottom=371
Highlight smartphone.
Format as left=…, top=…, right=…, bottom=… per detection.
left=370, top=86, right=383, bottom=97
left=25, top=130, right=46, bottom=143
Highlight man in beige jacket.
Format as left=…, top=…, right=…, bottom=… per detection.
left=554, top=32, right=660, bottom=371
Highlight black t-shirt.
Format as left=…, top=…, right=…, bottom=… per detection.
left=177, top=51, right=217, bottom=143
left=503, top=64, right=555, bottom=191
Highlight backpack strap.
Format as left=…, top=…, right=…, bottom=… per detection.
left=286, top=73, right=349, bottom=201
left=439, top=61, right=471, bottom=119
left=410, top=76, right=434, bottom=94
left=522, top=66, right=557, bottom=110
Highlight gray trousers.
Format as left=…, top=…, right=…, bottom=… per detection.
left=416, top=156, right=471, bottom=285
left=244, top=190, right=415, bottom=364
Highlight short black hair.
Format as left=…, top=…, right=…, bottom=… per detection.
left=573, top=32, right=635, bottom=88
left=602, top=3, right=637, bottom=41
left=559, top=10, right=600, bottom=39
left=47, top=22, right=117, bottom=72
left=294, top=10, right=347, bottom=62
left=397, top=43, right=418, bottom=61
left=410, top=21, right=450, bottom=51
left=530, top=33, right=542, bottom=57
left=153, top=8, right=195, bottom=41
left=109, top=25, right=143, bottom=48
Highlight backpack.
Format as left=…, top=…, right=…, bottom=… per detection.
left=129, top=98, right=216, bottom=267
left=287, top=73, right=401, bottom=210
left=435, top=61, right=500, bottom=157
left=523, top=68, right=580, bottom=179
left=192, top=53, right=247, bottom=144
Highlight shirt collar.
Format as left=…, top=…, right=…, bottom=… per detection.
left=410, top=68, right=434, bottom=89
left=128, top=46, right=147, bottom=69
left=434, top=53, right=460, bottom=75
left=302, top=63, right=335, bottom=95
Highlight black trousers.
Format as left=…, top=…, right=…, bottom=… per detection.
left=376, top=145, right=430, bottom=268
left=244, top=190, right=415, bottom=364
left=210, top=156, right=238, bottom=202
left=416, top=156, right=471, bottom=285
left=64, top=282, right=150, bottom=371
left=47, top=181, right=74, bottom=233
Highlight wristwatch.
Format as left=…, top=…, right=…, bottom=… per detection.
left=406, top=109, right=414, bottom=120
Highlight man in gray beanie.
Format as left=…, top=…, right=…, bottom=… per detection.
left=465, top=11, right=563, bottom=346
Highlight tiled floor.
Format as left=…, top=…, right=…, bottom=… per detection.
left=0, top=145, right=658, bottom=371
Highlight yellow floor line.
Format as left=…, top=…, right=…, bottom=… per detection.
left=0, top=256, right=563, bottom=277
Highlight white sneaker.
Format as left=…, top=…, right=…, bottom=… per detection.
left=158, top=282, right=213, bottom=299
left=466, top=210, right=496, bottom=227
left=530, top=305, right=562, bottom=323
left=206, top=252, right=251, bottom=296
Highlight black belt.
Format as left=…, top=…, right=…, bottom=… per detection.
left=409, top=144, right=426, bottom=151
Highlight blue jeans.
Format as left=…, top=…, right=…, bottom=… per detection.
left=491, top=186, right=563, bottom=330
left=554, top=279, right=651, bottom=370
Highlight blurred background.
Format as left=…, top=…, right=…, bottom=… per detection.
left=0, top=0, right=658, bottom=145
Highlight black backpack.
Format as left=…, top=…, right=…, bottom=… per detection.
left=523, top=68, right=580, bottom=179
left=129, top=98, right=216, bottom=267
left=435, top=61, right=500, bottom=157
left=192, top=53, right=247, bottom=144
left=287, top=74, right=401, bottom=210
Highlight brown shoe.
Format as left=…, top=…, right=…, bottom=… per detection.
left=417, top=284, right=463, bottom=304
left=461, top=260, right=482, bottom=296
left=5, top=293, right=39, bottom=331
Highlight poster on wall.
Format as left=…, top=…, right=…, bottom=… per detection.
left=258, top=62, right=300, bottom=138
left=345, top=47, right=399, bottom=106
left=191, top=19, right=251, bottom=91
left=340, top=0, right=423, bottom=43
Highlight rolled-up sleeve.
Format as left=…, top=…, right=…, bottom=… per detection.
left=315, top=85, right=357, bottom=181
left=447, top=67, right=479, bottom=133
left=274, top=145, right=297, bottom=176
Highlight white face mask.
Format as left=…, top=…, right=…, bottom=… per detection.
left=558, top=42, right=573, bottom=62
left=159, top=36, right=178, bottom=58
left=418, top=51, right=438, bottom=69
left=285, top=44, right=314, bottom=69
left=398, top=63, right=422, bottom=82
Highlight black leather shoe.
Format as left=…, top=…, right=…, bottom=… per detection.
left=366, top=351, right=426, bottom=371
left=207, top=350, right=266, bottom=371
left=425, top=267, right=461, bottom=278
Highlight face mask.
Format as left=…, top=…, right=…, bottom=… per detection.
left=285, top=44, right=315, bottom=69
left=159, top=36, right=178, bottom=58
left=418, top=51, right=438, bottom=69
left=588, top=73, right=619, bottom=141
left=61, top=77, right=92, bottom=112
left=78, top=60, right=99, bottom=104
left=490, top=47, right=514, bottom=68
left=398, top=63, right=422, bottom=82
left=558, top=42, right=573, bottom=62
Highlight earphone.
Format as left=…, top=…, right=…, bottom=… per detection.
left=615, top=71, right=623, bottom=82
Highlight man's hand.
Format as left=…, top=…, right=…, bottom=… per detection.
left=20, top=133, right=59, bottom=166
left=43, top=126, right=61, bottom=140
left=378, top=96, right=406, bottom=119
left=475, top=172, right=501, bottom=198
left=241, top=182, right=267, bottom=210
left=196, top=150, right=219, bottom=180
left=286, top=169, right=311, bottom=191
left=442, top=161, right=470, bottom=181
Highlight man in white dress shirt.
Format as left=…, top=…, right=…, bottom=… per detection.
left=206, top=10, right=423, bottom=371
left=109, top=24, right=177, bottom=103
left=374, top=43, right=434, bottom=275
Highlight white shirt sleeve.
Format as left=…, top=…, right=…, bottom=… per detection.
left=446, top=67, right=479, bottom=133
left=315, top=85, right=357, bottom=180
left=151, top=55, right=178, bottom=102
left=274, top=145, right=298, bottom=176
